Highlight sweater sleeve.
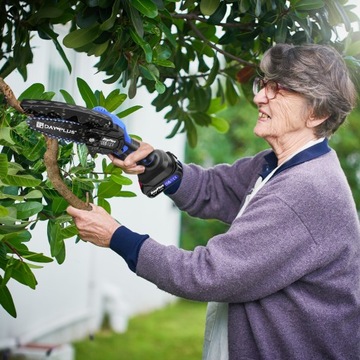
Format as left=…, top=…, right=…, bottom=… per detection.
left=110, top=226, right=149, bottom=272
left=136, top=192, right=323, bottom=302
left=168, top=152, right=267, bottom=224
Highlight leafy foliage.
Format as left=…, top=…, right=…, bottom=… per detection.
left=1, top=0, right=360, bottom=148
left=0, top=80, right=138, bottom=317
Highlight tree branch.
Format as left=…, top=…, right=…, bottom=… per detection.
left=186, top=20, right=255, bottom=67
left=170, top=12, right=254, bottom=29
left=44, top=137, right=91, bottom=210
left=0, top=78, right=91, bottom=211
left=0, top=78, right=24, bottom=113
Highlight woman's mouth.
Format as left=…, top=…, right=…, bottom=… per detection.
left=259, top=112, right=271, bottom=120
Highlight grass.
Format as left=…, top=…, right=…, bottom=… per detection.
left=73, top=299, right=207, bottom=360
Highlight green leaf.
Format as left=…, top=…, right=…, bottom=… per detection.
left=116, top=105, right=143, bottom=118
left=63, top=24, right=101, bottom=49
left=77, top=78, right=98, bottom=108
left=3, top=230, right=31, bottom=245
left=200, top=0, right=220, bottom=16
left=0, top=153, right=8, bottom=178
left=207, top=97, right=227, bottom=114
left=60, top=89, right=76, bottom=104
left=154, top=59, right=175, bottom=68
left=0, top=127, right=15, bottom=145
left=155, top=80, right=166, bottom=94
left=51, top=197, right=68, bottom=215
left=275, top=18, right=288, bottom=43
left=190, top=112, right=212, bottom=126
left=130, top=29, right=153, bottom=63
left=127, top=2, right=144, bottom=37
left=77, top=144, right=89, bottom=168
left=21, top=251, right=53, bottom=263
left=210, top=116, right=229, bottom=133
left=131, top=0, right=158, bottom=18
left=184, top=115, right=198, bottom=148
left=61, top=224, right=78, bottom=239
left=0, top=206, right=8, bottom=217
left=0, top=279, right=17, bottom=318
left=24, top=190, right=43, bottom=200
left=97, top=197, right=111, bottom=213
left=104, top=90, right=127, bottom=112
left=100, top=0, right=120, bottom=30
left=27, top=6, right=64, bottom=24
left=47, top=220, right=66, bottom=263
left=18, top=83, right=45, bottom=100
left=10, top=260, right=38, bottom=289
left=38, top=24, right=72, bottom=73
left=255, top=0, right=261, bottom=17
left=0, top=220, right=30, bottom=233
left=97, top=180, right=122, bottom=198
left=22, top=138, right=46, bottom=161
left=294, top=0, right=324, bottom=11
left=116, top=191, right=137, bottom=198
left=206, top=57, right=219, bottom=87
left=13, top=201, right=43, bottom=219
left=345, top=40, right=360, bottom=57
left=110, top=174, right=133, bottom=186
left=159, top=23, right=177, bottom=48
left=2, top=174, right=41, bottom=187
left=225, top=77, right=239, bottom=106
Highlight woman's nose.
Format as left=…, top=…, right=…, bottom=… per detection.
left=253, top=88, right=268, bottom=105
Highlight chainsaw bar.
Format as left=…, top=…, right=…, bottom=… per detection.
left=22, top=99, right=125, bottom=155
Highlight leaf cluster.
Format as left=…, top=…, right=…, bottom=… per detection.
left=1, top=1, right=360, bottom=148
left=0, top=78, right=139, bottom=317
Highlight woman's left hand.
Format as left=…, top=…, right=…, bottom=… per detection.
left=67, top=204, right=121, bottom=247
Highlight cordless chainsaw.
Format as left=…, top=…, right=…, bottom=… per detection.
left=21, top=100, right=183, bottom=198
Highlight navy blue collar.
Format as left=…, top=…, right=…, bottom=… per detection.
left=260, top=138, right=331, bottom=179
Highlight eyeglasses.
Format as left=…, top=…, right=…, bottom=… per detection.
left=253, top=77, right=293, bottom=100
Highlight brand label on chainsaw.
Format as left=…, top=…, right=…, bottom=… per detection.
left=36, top=121, right=77, bottom=135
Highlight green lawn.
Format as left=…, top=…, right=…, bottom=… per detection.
left=73, top=299, right=207, bottom=360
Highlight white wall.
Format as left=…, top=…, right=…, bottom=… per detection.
left=0, top=32, right=185, bottom=350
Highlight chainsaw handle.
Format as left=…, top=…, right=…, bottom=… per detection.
left=92, top=107, right=155, bottom=166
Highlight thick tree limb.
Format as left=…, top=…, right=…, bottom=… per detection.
left=0, top=78, right=23, bottom=113
left=0, top=77, right=91, bottom=210
left=44, top=137, right=91, bottom=210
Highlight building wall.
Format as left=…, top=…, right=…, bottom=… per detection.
left=0, top=32, right=185, bottom=349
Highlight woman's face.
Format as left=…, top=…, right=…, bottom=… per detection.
left=253, top=85, right=313, bottom=150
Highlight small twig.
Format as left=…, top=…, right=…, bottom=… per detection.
left=4, top=241, right=23, bottom=261
left=186, top=21, right=255, bottom=67
left=170, top=12, right=254, bottom=29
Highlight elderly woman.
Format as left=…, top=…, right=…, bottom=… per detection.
left=67, top=44, right=360, bottom=359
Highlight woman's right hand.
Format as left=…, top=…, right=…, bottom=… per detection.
left=108, top=141, right=154, bottom=175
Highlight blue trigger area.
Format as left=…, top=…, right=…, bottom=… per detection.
left=92, top=106, right=132, bottom=154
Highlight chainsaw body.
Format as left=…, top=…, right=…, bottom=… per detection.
left=21, top=100, right=182, bottom=197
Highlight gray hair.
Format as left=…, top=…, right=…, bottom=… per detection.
left=260, top=44, right=357, bottom=137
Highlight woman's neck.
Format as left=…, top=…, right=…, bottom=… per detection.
left=270, top=134, right=320, bottom=165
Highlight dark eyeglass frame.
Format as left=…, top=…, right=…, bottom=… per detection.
left=253, top=77, right=294, bottom=100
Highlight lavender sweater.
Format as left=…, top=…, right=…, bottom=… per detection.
left=129, top=142, right=360, bottom=359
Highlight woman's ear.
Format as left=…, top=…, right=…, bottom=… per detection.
left=306, top=114, right=329, bottom=128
